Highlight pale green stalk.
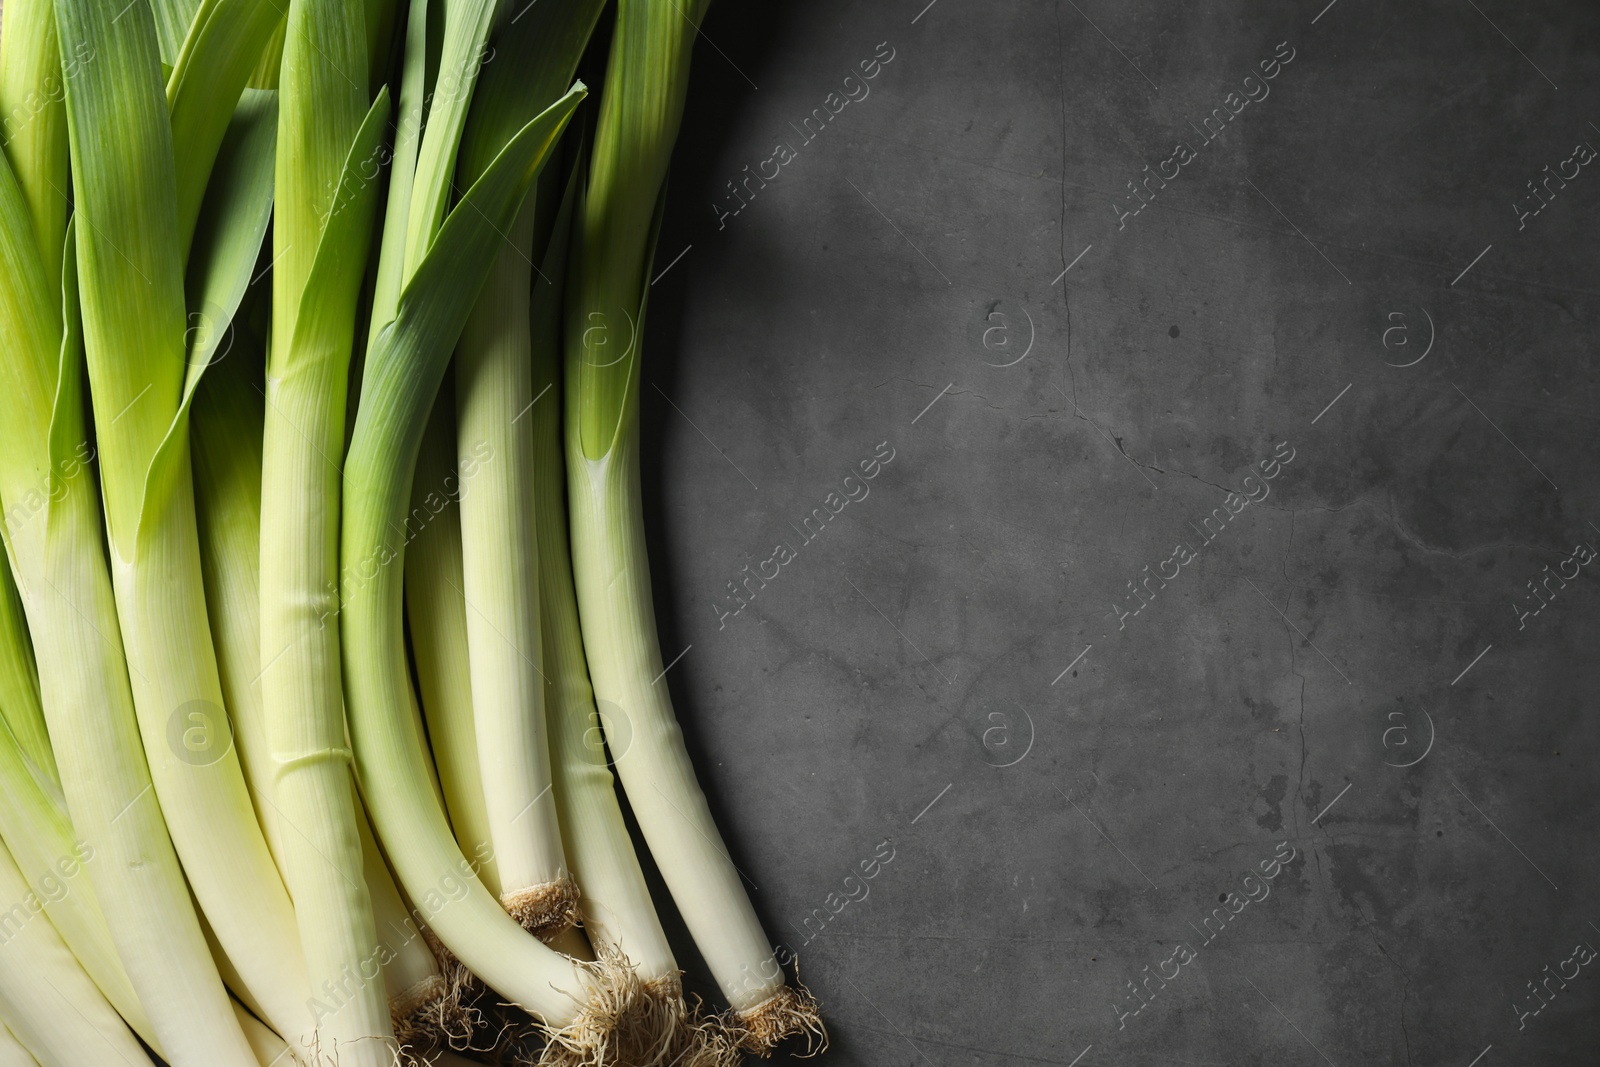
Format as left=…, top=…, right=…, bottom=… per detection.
left=409, top=392, right=592, bottom=960
left=533, top=155, right=676, bottom=981
left=449, top=0, right=605, bottom=934
left=234, top=1000, right=297, bottom=1067
left=453, top=195, right=573, bottom=927
left=189, top=294, right=287, bottom=865
left=52, top=0, right=313, bottom=1049
left=263, top=0, right=397, bottom=1059
left=564, top=0, right=820, bottom=1045
left=0, top=837, right=154, bottom=1066
left=341, top=84, right=610, bottom=1029
left=0, top=699, right=156, bottom=1048
left=0, top=1020, right=37, bottom=1067
left=406, top=391, right=500, bottom=895
left=0, top=19, right=257, bottom=1063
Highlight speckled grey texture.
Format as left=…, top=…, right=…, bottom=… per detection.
left=636, top=2, right=1600, bottom=1064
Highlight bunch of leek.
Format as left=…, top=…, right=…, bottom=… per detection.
left=0, top=0, right=825, bottom=1063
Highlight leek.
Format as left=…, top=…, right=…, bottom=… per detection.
left=449, top=0, right=606, bottom=938
left=261, top=0, right=397, bottom=1056
left=0, top=0, right=827, bottom=1061
left=532, top=146, right=680, bottom=994
left=564, top=0, right=823, bottom=1049
left=408, top=375, right=594, bottom=969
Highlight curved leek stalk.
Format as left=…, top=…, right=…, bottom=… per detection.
left=448, top=0, right=606, bottom=938
left=0, top=837, right=155, bottom=1066
left=563, top=0, right=822, bottom=1049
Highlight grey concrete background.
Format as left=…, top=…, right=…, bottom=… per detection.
left=634, top=1, right=1600, bottom=1064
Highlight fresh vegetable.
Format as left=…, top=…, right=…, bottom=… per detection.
left=562, top=0, right=822, bottom=1050
left=0, top=0, right=827, bottom=1062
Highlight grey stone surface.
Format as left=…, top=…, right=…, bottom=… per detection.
left=637, top=1, right=1600, bottom=1064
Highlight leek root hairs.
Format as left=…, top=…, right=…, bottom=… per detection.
left=730, top=979, right=827, bottom=1057
left=503, top=878, right=582, bottom=941
left=413, top=931, right=504, bottom=1060
left=535, top=951, right=739, bottom=1067
left=389, top=973, right=457, bottom=1065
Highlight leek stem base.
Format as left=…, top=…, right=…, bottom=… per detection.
left=503, top=877, right=582, bottom=942
left=731, top=979, right=828, bottom=1058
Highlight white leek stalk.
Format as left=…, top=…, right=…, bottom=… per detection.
left=406, top=388, right=499, bottom=895
left=453, top=195, right=574, bottom=932
left=0, top=607, right=155, bottom=1048
left=448, top=0, right=606, bottom=938
left=531, top=159, right=678, bottom=985
left=564, top=0, right=822, bottom=1049
left=409, top=383, right=592, bottom=965
left=0, top=1021, right=36, bottom=1067
left=0, top=837, right=154, bottom=1066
